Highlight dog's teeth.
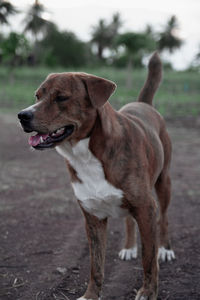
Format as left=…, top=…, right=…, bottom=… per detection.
left=57, top=128, right=64, bottom=133
left=52, top=128, right=65, bottom=136
left=40, top=137, right=43, bottom=143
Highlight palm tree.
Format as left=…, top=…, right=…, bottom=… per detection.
left=91, top=13, right=123, bottom=61
left=117, top=32, right=156, bottom=88
left=91, top=19, right=110, bottom=60
left=23, top=0, right=50, bottom=42
left=158, top=15, right=183, bottom=53
left=0, top=0, right=17, bottom=25
left=108, top=13, right=123, bottom=39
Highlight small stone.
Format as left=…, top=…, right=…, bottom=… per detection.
left=72, top=267, right=79, bottom=274
left=56, top=267, right=67, bottom=275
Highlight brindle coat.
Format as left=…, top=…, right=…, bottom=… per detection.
left=18, top=52, right=174, bottom=300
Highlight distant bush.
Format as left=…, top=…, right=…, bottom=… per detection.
left=113, top=54, right=143, bottom=68
left=0, top=32, right=30, bottom=66
left=37, top=25, right=90, bottom=67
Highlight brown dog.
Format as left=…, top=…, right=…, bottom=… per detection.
left=18, top=52, right=175, bottom=300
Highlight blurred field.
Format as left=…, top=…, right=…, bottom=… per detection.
left=0, top=66, right=199, bottom=118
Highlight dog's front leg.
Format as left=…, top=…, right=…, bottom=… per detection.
left=133, top=201, right=158, bottom=300
left=78, top=207, right=107, bottom=300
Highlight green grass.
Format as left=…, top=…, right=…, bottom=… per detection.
left=0, top=66, right=199, bottom=118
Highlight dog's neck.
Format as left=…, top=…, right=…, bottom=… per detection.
left=61, top=102, right=122, bottom=150
left=96, top=102, right=122, bottom=138
left=56, top=137, right=90, bottom=160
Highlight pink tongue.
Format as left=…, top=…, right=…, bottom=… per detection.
left=28, top=133, right=49, bottom=146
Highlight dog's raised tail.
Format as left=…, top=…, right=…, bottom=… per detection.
left=138, top=52, right=162, bottom=105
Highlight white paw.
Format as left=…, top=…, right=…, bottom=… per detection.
left=158, top=247, right=175, bottom=262
left=119, top=246, right=138, bottom=260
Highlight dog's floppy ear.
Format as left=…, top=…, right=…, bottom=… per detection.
left=82, top=74, right=117, bottom=108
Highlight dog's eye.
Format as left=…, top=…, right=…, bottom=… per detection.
left=55, top=96, right=70, bottom=102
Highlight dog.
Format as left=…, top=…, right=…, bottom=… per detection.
left=18, top=52, right=175, bottom=300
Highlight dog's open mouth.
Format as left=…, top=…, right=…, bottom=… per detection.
left=28, top=125, right=74, bottom=150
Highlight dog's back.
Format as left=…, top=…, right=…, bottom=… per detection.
left=118, top=52, right=170, bottom=184
left=120, top=52, right=164, bottom=129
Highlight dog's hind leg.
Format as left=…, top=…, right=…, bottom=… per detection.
left=119, top=215, right=138, bottom=260
left=155, top=173, right=175, bottom=262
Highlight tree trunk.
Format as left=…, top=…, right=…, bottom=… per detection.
left=98, top=44, right=104, bottom=61
left=126, top=56, right=133, bottom=90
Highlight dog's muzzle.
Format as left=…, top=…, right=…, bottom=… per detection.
left=28, top=125, right=75, bottom=150
left=18, top=109, right=75, bottom=150
left=18, top=110, right=34, bottom=132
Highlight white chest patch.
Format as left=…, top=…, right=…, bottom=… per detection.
left=56, top=138, right=127, bottom=219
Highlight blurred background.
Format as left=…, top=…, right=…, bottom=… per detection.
left=0, top=2, right=200, bottom=299
left=0, top=0, right=199, bottom=118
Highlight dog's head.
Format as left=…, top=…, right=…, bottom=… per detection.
left=18, top=72, right=116, bottom=150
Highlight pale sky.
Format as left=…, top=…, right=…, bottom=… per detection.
left=8, top=0, right=200, bottom=70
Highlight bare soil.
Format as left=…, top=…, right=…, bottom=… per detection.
left=0, top=114, right=199, bottom=300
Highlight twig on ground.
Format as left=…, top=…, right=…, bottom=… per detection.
left=58, top=290, right=70, bottom=299
left=35, top=291, right=43, bottom=300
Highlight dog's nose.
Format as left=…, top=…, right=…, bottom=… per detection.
left=18, top=110, right=33, bottom=121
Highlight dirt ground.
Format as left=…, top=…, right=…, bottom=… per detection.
left=0, top=113, right=199, bottom=300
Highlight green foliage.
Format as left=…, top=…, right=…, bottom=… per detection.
left=0, top=2, right=197, bottom=72
left=113, top=54, right=143, bottom=68
left=38, top=25, right=89, bottom=67
left=117, top=32, right=156, bottom=55
left=115, top=32, right=156, bottom=68
left=0, top=32, right=30, bottom=65
left=158, top=15, right=183, bottom=53
left=91, top=13, right=123, bottom=60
